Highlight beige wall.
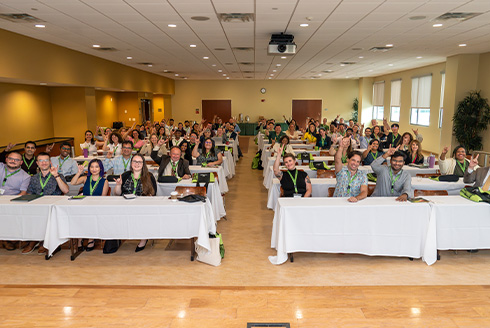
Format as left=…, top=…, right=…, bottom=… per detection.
left=95, top=91, right=119, bottom=128
left=117, top=92, right=140, bottom=127
left=0, top=82, right=54, bottom=146
left=172, top=79, right=359, bottom=124
left=373, top=62, right=446, bottom=154
left=477, top=52, right=490, bottom=157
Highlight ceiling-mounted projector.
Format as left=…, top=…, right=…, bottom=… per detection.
left=268, top=33, right=296, bottom=55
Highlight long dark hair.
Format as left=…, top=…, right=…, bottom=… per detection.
left=85, top=130, right=96, bottom=145
left=202, top=137, right=216, bottom=157
left=132, top=154, right=154, bottom=196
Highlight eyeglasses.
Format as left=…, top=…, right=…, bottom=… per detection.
left=61, top=147, right=71, bottom=151
left=132, top=160, right=143, bottom=164
left=38, top=159, right=50, bottom=163
left=122, top=147, right=132, bottom=150
left=7, top=157, right=22, bottom=162
left=391, top=159, right=404, bottom=164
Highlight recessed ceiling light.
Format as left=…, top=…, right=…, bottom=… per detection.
left=40, top=82, right=47, bottom=85
left=203, top=56, right=209, bottom=59
left=433, top=23, right=443, bottom=27
left=226, top=77, right=230, bottom=79
left=190, top=44, right=197, bottom=48
left=346, top=76, right=349, bottom=79
left=281, top=56, right=287, bottom=59
left=409, top=15, right=426, bottom=20
left=358, top=56, right=364, bottom=59
left=175, top=74, right=179, bottom=76
left=148, top=64, right=152, bottom=67
left=386, top=44, right=393, bottom=47
left=459, top=43, right=467, bottom=47
left=191, top=16, right=210, bottom=21
left=163, top=70, right=168, bottom=72
left=270, top=74, right=274, bottom=76
left=272, top=70, right=277, bottom=72
left=268, top=77, right=272, bottom=79
left=276, top=64, right=281, bottom=67
left=369, top=69, right=373, bottom=72
left=218, top=69, right=222, bottom=72
left=168, top=24, right=177, bottom=28
left=340, top=64, right=345, bottom=67
left=416, top=56, right=423, bottom=59
left=92, top=44, right=100, bottom=48
left=212, top=64, right=216, bottom=66
left=126, top=56, right=132, bottom=60
left=388, top=64, right=393, bottom=66
left=300, top=23, right=309, bottom=27
left=222, top=74, right=227, bottom=76
left=35, top=24, right=45, bottom=28
left=184, top=77, right=188, bottom=79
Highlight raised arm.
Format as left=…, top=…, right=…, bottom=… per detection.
left=191, top=139, right=201, bottom=158
left=71, top=164, right=87, bottom=186
left=383, top=118, right=390, bottom=136
left=439, top=146, right=449, bottom=160
left=273, top=144, right=285, bottom=180
left=150, top=138, right=166, bottom=163
left=334, top=138, right=349, bottom=174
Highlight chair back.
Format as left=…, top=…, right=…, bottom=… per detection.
left=328, top=187, right=335, bottom=197
left=317, top=169, right=336, bottom=178
left=280, top=186, right=284, bottom=197
left=319, top=151, right=330, bottom=156
left=416, top=171, right=441, bottom=178
left=414, top=189, right=448, bottom=197
left=367, top=184, right=376, bottom=197
left=175, top=186, right=207, bottom=197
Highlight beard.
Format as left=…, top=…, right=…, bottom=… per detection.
left=6, top=163, right=20, bottom=171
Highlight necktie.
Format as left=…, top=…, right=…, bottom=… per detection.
left=482, top=174, right=490, bottom=191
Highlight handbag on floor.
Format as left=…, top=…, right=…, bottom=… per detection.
left=195, top=234, right=221, bottom=266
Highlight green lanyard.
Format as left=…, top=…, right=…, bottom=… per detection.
left=457, top=160, right=467, bottom=173
left=282, top=147, right=286, bottom=157
left=320, top=137, right=326, bottom=147
left=58, top=156, right=69, bottom=170
left=391, top=134, right=398, bottom=147
left=131, top=173, right=139, bottom=195
left=89, top=177, right=102, bottom=196
left=412, top=154, right=417, bottom=163
left=389, top=168, right=402, bottom=194
left=371, top=151, right=378, bottom=160
left=3, top=168, right=21, bottom=186
left=171, top=161, right=179, bottom=175
left=341, top=155, right=347, bottom=163
left=287, top=169, right=299, bottom=193
left=347, top=170, right=358, bottom=192
left=122, top=157, right=131, bottom=171
left=23, top=155, right=35, bottom=171
left=113, top=145, right=119, bottom=154
left=39, top=173, right=52, bottom=195
left=205, top=152, right=211, bottom=159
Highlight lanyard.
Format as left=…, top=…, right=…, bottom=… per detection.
left=391, top=134, right=398, bottom=146
left=113, top=145, right=119, bottom=154
left=122, top=156, right=131, bottom=171
left=171, top=161, right=179, bottom=175
left=39, top=173, right=52, bottom=195
left=371, top=151, right=378, bottom=160
left=58, top=156, right=69, bottom=170
left=205, top=152, right=211, bottom=159
left=3, top=168, right=21, bottom=186
left=341, top=155, right=347, bottom=163
left=457, top=160, right=467, bottom=173
left=287, top=169, right=298, bottom=193
left=412, top=154, right=417, bottom=163
left=89, top=177, right=102, bottom=196
left=347, top=170, right=358, bottom=191
left=282, top=147, right=286, bottom=157
left=23, top=155, right=35, bottom=171
left=131, top=173, right=139, bottom=195
left=389, top=168, right=402, bottom=194
left=320, top=137, right=325, bottom=147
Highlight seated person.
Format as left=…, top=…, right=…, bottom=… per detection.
left=362, top=139, right=385, bottom=166
left=397, top=132, right=413, bottom=152
left=151, top=141, right=191, bottom=179
left=271, top=135, right=295, bottom=157
left=1, top=141, right=53, bottom=176
left=225, top=123, right=238, bottom=140
left=169, top=130, right=185, bottom=148
left=266, top=124, right=286, bottom=143
left=192, top=137, right=223, bottom=167
left=213, top=127, right=228, bottom=144
left=330, top=137, right=352, bottom=164
left=359, top=127, right=374, bottom=149
left=81, top=130, right=103, bottom=155
left=381, top=120, right=401, bottom=149
left=439, top=145, right=475, bottom=176
left=333, top=138, right=368, bottom=202
left=371, top=145, right=412, bottom=201
left=70, top=159, right=109, bottom=252
left=285, top=122, right=301, bottom=140
left=404, top=140, right=424, bottom=165
left=188, top=132, right=199, bottom=150
left=140, top=134, right=167, bottom=157
left=199, top=129, right=215, bottom=150
left=51, top=142, right=78, bottom=178
left=103, top=141, right=133, bottom=175
left=464, top=154, right=490, bottom=190
left=316, top=127, right=333, bottom=151
left=180, top=141, right=193, bottom=163
left=301, top=123, right=319, bottom=144
left=114, top=154, right=157, bottom=252
left=102, top=132, right=124, bottom=157
left=273, top=145, right=312, bottom=197
left=23, top=152, right=69, bottom=254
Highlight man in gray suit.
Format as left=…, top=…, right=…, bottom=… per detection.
left=464, top=154, right=490, bottom=191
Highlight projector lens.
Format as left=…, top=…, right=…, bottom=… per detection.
left=277, top=44, right=286, bottom=53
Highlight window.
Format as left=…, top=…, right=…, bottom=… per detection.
left=372, top=81, right=384, bottom=120
left=390, top=79, right=401, bottom=122
left=410, top=75, right=432, bottom=126
left=439, top=72, right=445, bottom=128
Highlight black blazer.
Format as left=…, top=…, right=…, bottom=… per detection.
left=151, top=150, right=191, bottom=178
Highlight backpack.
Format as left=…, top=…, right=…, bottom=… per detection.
left=251, top=150, right=263, bottom=170
left=460, top=186, right=490, bottom=204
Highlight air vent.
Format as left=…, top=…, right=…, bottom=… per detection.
left=242, top=70, right=254, bottom=73
left=351, top=48, right=363, bottom=51
left=160, top=71, right=174, bottom=74
left=191, top=16, right=210, bottom=21
left=0, top=13, right=44, bottom=23
left=340, top=62, right=356, bottom=65
left=138, top=62, right=153, bottom=66
left=232, top=47, right=254, bottom=51
left=369, top=46, right=392, bottom=52
left=214, top=48, right=226, bottom=51
left=435, top=12, right=481, bottom=21
left=239, top=62, right=253, bottom=66
left=94, top=47, right=118, bottom=52
left=219, top=13, right=254, bottom=23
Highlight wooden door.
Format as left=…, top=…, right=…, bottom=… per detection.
left=202, top=100, right=231, bottom=124
left=292, top=100, right=322, bottom=129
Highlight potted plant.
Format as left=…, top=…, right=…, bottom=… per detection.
left=351, top=97, right=358, bottom=122
left=452, top=90, right=490, bottom=152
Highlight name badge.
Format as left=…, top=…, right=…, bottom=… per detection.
left=0, top=189, right=5, bottom=195
left=293, top=193, right=302, bottom=198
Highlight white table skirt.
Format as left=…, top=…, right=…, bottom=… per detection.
left=267, top=177, right=470, bottom=210
left=44, top=196, right=216, bottom=256
left=0, top=196, right=64, bottom=241
left=270, top=197, right=436, bottom=265
left=74, top=155, right=153, bottom=163
left=424, top=196, right=490, bottom=250
left=216, top=141, right=238, bottom=162
left=264, top=156, right=335, bottom=177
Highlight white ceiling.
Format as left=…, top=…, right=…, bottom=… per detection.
left=0, top=0, right=489, bottom=81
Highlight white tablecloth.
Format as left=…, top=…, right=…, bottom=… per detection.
left=44, top=196, right=216, bottom=256
left=425, top=196, right=490, bottom=250
left=264, top=156, right=335, bottom=177
left=216, top=141, right=238, bottom=162
left=0, top=196, right=63, bottom=241
left=270, top=197, right=436, bottom=265
left=74, top=155, right=153, bottom=163
left=261, top=149, right=321, bottom=168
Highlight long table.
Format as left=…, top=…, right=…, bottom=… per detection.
left=267, top=177, right=470, bottom=210
left=43, top=196, right=216, bottom=257
left=270, top=197, right=436, bottom=265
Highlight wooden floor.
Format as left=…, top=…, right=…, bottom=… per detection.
left=2, top=136, right=490, bottom=327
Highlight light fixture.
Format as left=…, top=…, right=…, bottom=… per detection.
left=459, top=43, right=467, bottom=47
left=433, top=23, right=443, bottom=27
left=340, top=64, right=345, bottom=67
left=190, top=44, right=197, bottom=48
left=212, top=64, right=217, bottom=67
left=276, top=64, right=281, bottom=67
left=92, top=44, right=100, bottom=48
left=268, top=77, right=272, bottom=79
left=126, top=56, right=132, bottom=60
left=222, top=74, right=227, bottom=76
left=175, top=74, right=179, bottom=76
left=272, top=70, right=277, bottom=72
left=386, top=44, right=393, bottom=47
left=40, top=82, right=47, bottom=85
left=300, top=23, right=309, bottom=27
left=168, top=24, right=177, bottom=28
left=163, top=70, right=168, bottom=72
left=416, top=56, right=422, bottom=59
left=226, top=77, right=230, bottom=79
left=358, top=56, right=364, bottom=59
left=148, top=64, right=152, bottom=67
left=35, top=24, right=45, bottom=28
left=270, top=74, right=274, bottom=76
left=281, top=56, right=287, bottom=59
left=388, top=64, right=393, bottom=66
left=203, top=56, right=209, bottom=59
left=218, top=69, right=222, bottom=72
left=369, top=69, right=373, bottom=72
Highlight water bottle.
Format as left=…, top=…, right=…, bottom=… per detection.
left=428, top=154, right=435, bottom=168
